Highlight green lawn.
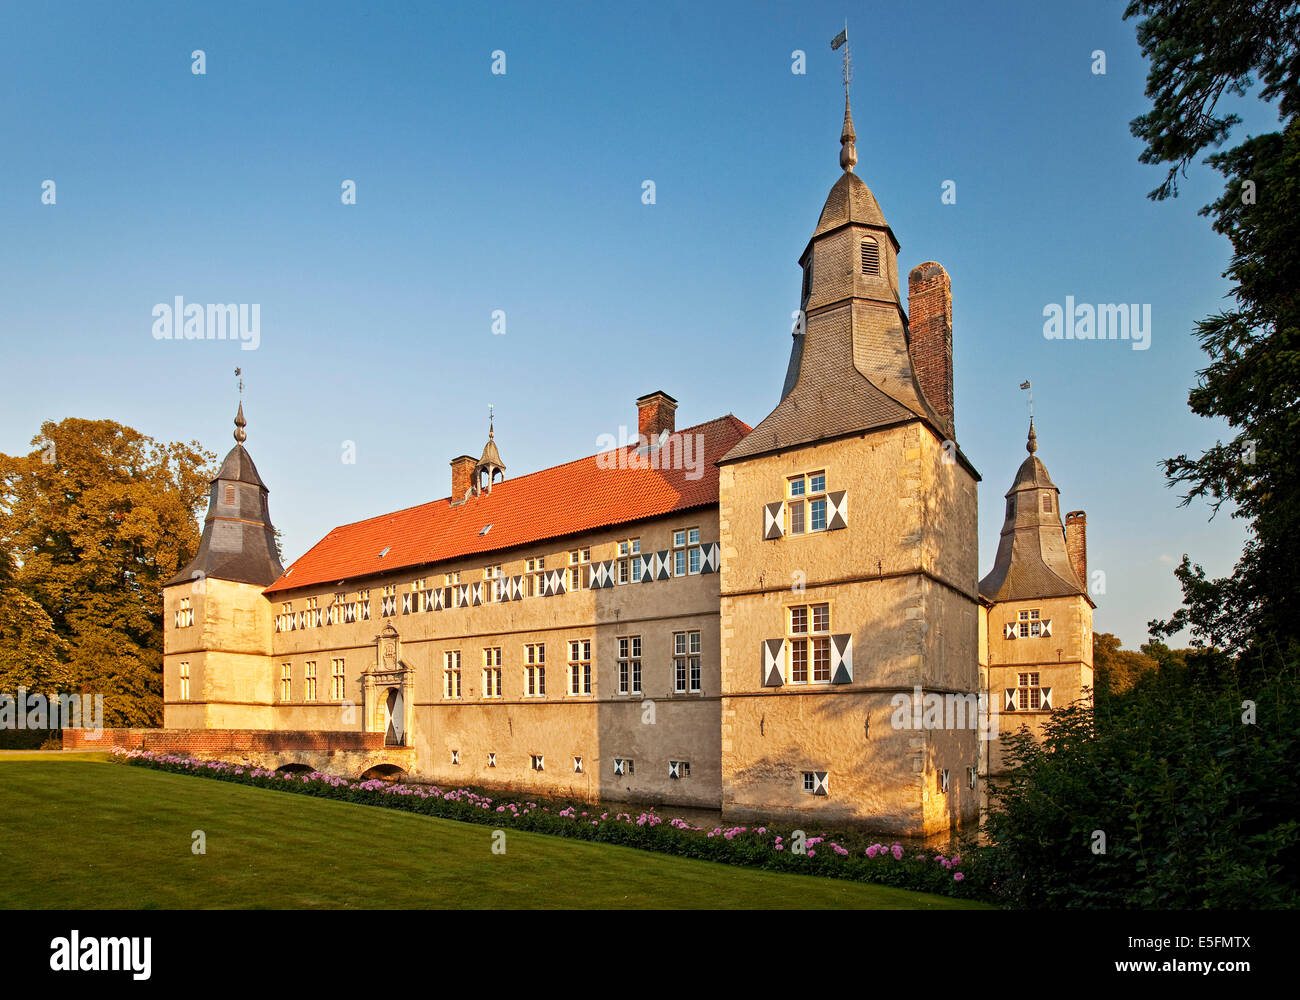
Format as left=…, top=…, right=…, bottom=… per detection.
left=0, top=760, right=987, bottom=909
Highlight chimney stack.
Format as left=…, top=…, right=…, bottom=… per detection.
left=907, top=261, right=954, bottom=434
left=450, top=455, right=476, bottom=503
left=636, top=390, right=677, bottom=444
left=1065, top=510, right=1088, bottom=592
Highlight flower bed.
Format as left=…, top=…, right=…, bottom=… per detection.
left=112, top=748, right=991, bottom=902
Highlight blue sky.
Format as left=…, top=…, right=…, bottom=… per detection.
left=0, top=0, right=1277, bottom=649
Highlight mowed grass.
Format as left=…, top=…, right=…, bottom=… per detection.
left=0, top=761, right=987, bottom=909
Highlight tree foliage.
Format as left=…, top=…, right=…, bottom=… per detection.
left=0, top=419, right=213, bottom=725
left=1125, top=2, right=1300, bottom=664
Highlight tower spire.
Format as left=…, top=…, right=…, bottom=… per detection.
left=832, top=22, right=856, bottom=173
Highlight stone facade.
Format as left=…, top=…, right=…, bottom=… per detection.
left=141, top=93, right=1093, bottom=838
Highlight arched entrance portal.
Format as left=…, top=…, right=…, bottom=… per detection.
left=363, top=622, right=413, bottom=748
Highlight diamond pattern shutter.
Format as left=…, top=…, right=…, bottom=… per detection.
left=813, top=771, right=829, bottom=796
left=699, top=542, right=719, bottom=573
left=1040, top=686, right=1053, bottom=710
left=826, top=490, right=847, bottom=530
left=1004, top=622, right=1017, bottom=640
left=638, top=554, right=654, bottom=583
left=830, top=634, right=853, bottom=684
left=471, top=582, right=483, bottom=606
left=764, top=502, right=784, bottom=540
left=401, top=594, right=411, bottom=615
left=655, top=551, right=672, bottom=581
left=457, top=584, right=469, bottom=607
left=433, top=588, right=444, bottom=611
left=1041, top=619, right=1053, bottom=637
left=668, top=761, right=680, bottom=779
left=1005, top=688, right=1017, bottom=711
left=511, top=576, right=523, bottom=600
left=762, top=638, right=784, bottom=687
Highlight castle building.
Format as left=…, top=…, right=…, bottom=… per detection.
left=144, top=94, right=1092, bottom=838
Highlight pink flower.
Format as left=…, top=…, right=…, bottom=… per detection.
left=954, top=872, right=964, bottom=882
left=891, top=845, right=904, bottom=860
left=866, top=845, right=880, bottom=858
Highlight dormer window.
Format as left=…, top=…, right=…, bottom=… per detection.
left=860, top=237, right=880, bottom=275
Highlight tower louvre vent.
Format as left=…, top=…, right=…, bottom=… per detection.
left=860, top=238, right=880, bottom=275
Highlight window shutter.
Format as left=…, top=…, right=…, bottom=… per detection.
left=813, top=771, right=829, bottom=795
left=669, top=761, right=680, bottom=779
left=826, top=490, right=848, bottom=530
left=635, top=553, right=652, bottom=582
left=656, top=550, right=672, bottom=581
left=764, top=502, right=784, bottom=540
left=1040, top=686, right=1053, bottom=710
left=1003, top=622, right=1017, bottom=640
left=1041, top=619, right=1053, bottom=637
left=762, top=638, right=784, bottom=687
left=699, top=542, right=719, bottom=573
left=1005, top=688, right=1017, bottom=711
left=830, top=633, right=853, bottom=684
left=401, top=594, right=411, bottom=615
left=433, top=588, right=444, bottom=610
left=471, top=582, right=483, bottom=606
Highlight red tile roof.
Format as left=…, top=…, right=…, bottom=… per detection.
left=264, top=415, right=752, bottom=595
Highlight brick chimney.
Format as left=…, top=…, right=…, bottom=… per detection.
left=449, top=455, right=476, bottom=502
left=907, top=261, right=954, bottom=434
left=636, top=390, right=677, bottom=444
left=1065, top=510, right=1088, bottom=592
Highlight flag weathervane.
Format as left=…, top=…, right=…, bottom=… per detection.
left=1020, top=380, right=1034, bottom=419
left=235, top=367, right=243, bottom=397
left=831, top=21, right=851, bottom=90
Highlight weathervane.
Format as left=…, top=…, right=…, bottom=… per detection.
left=832, top=21, right=850, bottom=90
left=235, top=366, right=243, bottom=397
left=1020, top=380, right=1033, bottom=419
left=488, top=402, right=495, bottom=435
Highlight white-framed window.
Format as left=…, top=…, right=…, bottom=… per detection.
left=178, top=661, right=190, bottom=701
left=616, top=539, right=641, bottom=585
left=613, top=757, right=634, bottom=776
left=672, top=527, right=701, bottom=576
left=787, top=471, right=828, bottom=535
left=802, top=771, right=829, bottom=795
left=483, top=648, right=502, bottom=697
left=673, top=631, right=702, bottom=694
left=443, top=651, right=462, bottom=699
left=1016, top=671, right=1043, bottom=710
left=483, top=564, right=502, bottom=602
left=357, top=589, right=370, bottom=622
left=524, top=643, right=546, bottom=696
left=525, top=557, right=545, bottom=597
left=280, top=663, right=292, bottom=703
left=788, top=603, right=831, bottom=684
left=573, top=756, right=583, bottom=774
left=330, top=658, right=345, bottom=700
left=617, top=636, right=642, bottom=695
left=568, top=548, right=590, bottom=591
left=174, top=597, right=194, bottom=629
left=444, top=571, right=460, bottom=586
left=1018, top=608, right=1043, bottom=638
left=304, top=661, right=317, bottom=701
left=669, top=760, right=690, bottom=779
left=530, top=754, right=544, bottom=772
left=305, top=596, right=321, bottom=628
left=488, top=752, right=496, bottom=768
left=568, top=640, right=592, bottom=696
left=276, top=602, right=292, bottom=633
left=451, top=749, right=460, bottom=765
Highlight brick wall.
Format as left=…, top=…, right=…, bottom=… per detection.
left=636, top=391, right=677, bottom=442
left=62, top=728, right=385, bottom=753
left=907, top=262, right=954, bottom=434
left=1065, top=511, right=1088, bottom=590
